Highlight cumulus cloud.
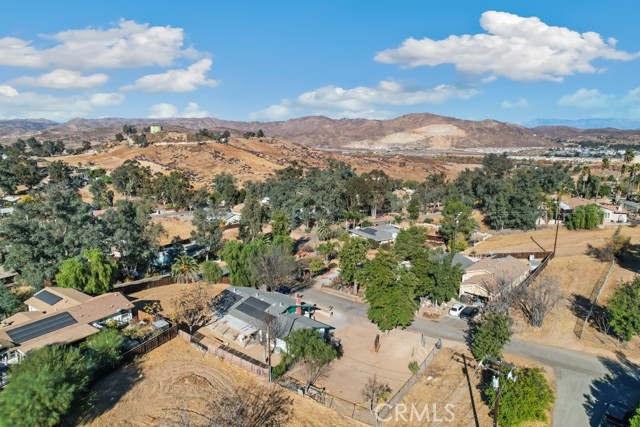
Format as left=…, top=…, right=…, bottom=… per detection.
left=501, top=98, right=529, bottom=109
left=148, top=102, right=208, bottom=118
left=558, top=88, right=616, bottom=109
left=122, top=59, right=218, bottom=92
left=0, top=19, right=198, bottom=70
left=0, top=87, right=124, bottom=120
left=11, top=69, right=109, bottom=89
left=0, top=85, right=19, bottom=97
left=250, top=80, right=478, bottom=120
left=375, top=11, right=638, bottom=82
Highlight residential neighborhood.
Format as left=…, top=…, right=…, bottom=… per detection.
left=1, top=3, right=640, bottom=427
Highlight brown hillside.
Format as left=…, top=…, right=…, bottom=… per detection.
left=60, top=138, right=471, bottom=185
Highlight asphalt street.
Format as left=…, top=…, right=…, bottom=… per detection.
left=303, top=288, right=640, bottom=427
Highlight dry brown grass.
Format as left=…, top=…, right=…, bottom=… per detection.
left=79, top=338, right=364, bottom=427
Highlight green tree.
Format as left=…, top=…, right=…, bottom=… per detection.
left=55, top=258, right=87, bottom=291
left=411, top=257, right=463, bottom=304
left=308, top=256, right=325, bottom=276
left=0, top=345, right=88, bottom=427
left=239, top=193, right=265, bottom=241
left=484, top=367, right=554, bottom=427
left=86, top=328, right=124, bottom=369
left=439, top=199, right=478, bottom=250
left=152, top=171, right=192, bottom=209
left=201, top=260, right=223, bottom=284
left=393, top=226, right=427, bottom=261
left=284, top=328, right=338, bottom=392
left=270, top=209, right=291, bottom=238
left=171, top=255, right=199, bottom=284
left=471, top=312, right=512, bottom=360
left=223, top=240, right=264, bottom=287
left=0, top=285, right=21, bottom=320
left=212, top=172, right=239, bottom=205
left=363, top=251, right=418, bottom=331
left=607, top=277, right=640, bottom=341
left=103, top=199, right=165, bottom=277
left=83, top=248, right=117, bottom=295
left=338, top=237, right=369, bottom=288
left=407, top=197, right=420, bottom=220
left=565, top=204, right=604, bottom=230
left=47, top=160, right=72, bottom=185
left=482, top=153, right=513, bottom=178
left=110, top=160, right=152, bottom=197
left=630, top=406, right=640, bottom=427
left=190, top=209, right=223, bottom=260
left=89, top=177, right=112, bottom=209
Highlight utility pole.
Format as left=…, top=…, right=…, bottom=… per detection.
left=478, top=356, right=517, bottom=427
left=451, top=211, right=463, bottom=259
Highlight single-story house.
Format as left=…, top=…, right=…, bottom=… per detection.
left=0, top=289, right=133, bottom=364
left=437, top=252, right=479, bottom=270
left=459, top=255, right=531, bottom=299
left=600, top=204, right=628, bottom=223
left=618, top=199, right=640, bottom=214
left=0, top=267, right=17, bottom=284
left=212, top=287, right=333, bottom=352
left=348, top=224, right=401, bottom=244
left=207, top=210, right=242, bottom=226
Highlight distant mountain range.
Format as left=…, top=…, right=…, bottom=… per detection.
left=526, top=118, right=640, bottom=130
left=0, top=113, right=552, bottom=150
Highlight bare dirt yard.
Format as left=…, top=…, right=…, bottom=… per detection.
left=382, top=348, right=554, bottom=427
left=470, top=224, right=640, bottom=360
left=78, top=338, right=363, bottom=427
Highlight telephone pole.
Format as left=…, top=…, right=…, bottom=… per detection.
left=477, top=356, right=517, bottom=427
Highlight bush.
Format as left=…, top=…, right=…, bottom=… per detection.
left=201, top=260, right=223, bottom=284
left=272, top=361, right=289, bottom=378
left=423, top=218, right=433, bottom=224
left=368, top=239, right=380, bottom=249
left=361, top=220, right=373, bottom=227
left=408, top=360, right=419, bottom=373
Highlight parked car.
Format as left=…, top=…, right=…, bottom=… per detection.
left=459, top=306, right=480, bottom=321
left=448, top=303, right=465, bottom=317
left=274, top=285, right=292, bottom=294
left=598, top=402, right=630, bottom=427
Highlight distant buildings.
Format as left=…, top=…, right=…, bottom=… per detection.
left=348, top=224, right=401, bottom=244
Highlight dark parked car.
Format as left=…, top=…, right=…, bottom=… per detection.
left=459, top=306, right=480, bottom=321
left=274, top=285, right=292, bottom=294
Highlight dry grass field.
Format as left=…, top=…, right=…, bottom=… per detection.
left=78, top=338, right=363, bottom=427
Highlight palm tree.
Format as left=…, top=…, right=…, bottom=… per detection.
left=315, top=218, right=334, bottom=241
left=580, top=165, right=591, bottom=197
left=171, top=255, right=199, bottom=284
left=624, top=150, right=635, bottom=199
left=596, top=157, right=611, bottom=201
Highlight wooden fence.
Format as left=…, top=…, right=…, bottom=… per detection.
left=113, top=274, right=175, bottom=294
left=178, top=330, right=270, bottom=378
left=377, top=338, right=442, bottom=421
left=91, top=325, right=178, bottom=384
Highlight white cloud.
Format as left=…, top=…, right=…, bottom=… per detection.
left=148, top=102, right=208, bottom=118
left=122, top=59, right=218, bottom=92
left=0, top=87, right=124, bottom=120
left=375, top=11, right=638, bottom=82
left=250, top=80, right=478, bottom=120
left=558, top=88, right=615, bottom=109
left=0, top=19, right=199, bottom=70
left=556, top=87, right=640, bottom=119
left=0, top=85, right=18, bottom=97
left=11, top=69, right=109, bottom=89
left=501, top=98, right=529, bottom=109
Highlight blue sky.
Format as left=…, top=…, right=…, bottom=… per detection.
left=0, top=0, right=639, bottom=125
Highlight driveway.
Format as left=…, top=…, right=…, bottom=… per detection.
left=302, top=288, right=640, bottom=427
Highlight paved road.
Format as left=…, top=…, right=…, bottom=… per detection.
left=304, top=288, right=640, bottom=427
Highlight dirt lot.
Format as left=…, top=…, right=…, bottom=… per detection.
left=299, top=321, right=437, bottom=405
left=79, top=338, right=363, bottom=427
left=470, top=224, right=640, bottom=359
left=383, top=348, right=553, bottom=427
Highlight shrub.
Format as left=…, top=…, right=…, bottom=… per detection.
left=361, top=220, right=373, bottom=227
left=423, top=218, right=433, bottom=224
left=408, top=360, right=419, bottom=373
left=201, top=260, right=223, bottom=284
left=272, top=361, right=289, bottom=378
